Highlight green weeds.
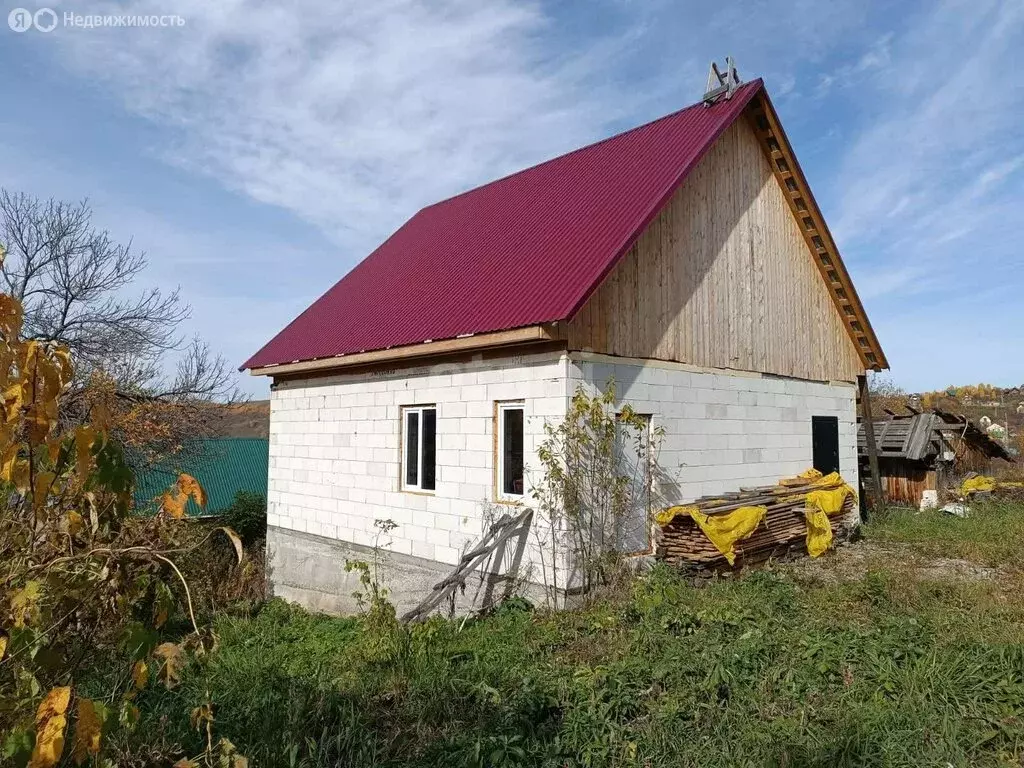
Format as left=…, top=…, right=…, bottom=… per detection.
left=866, top=500, right=1024, bottom=568
left=123, top=506, right=1024, bottom=767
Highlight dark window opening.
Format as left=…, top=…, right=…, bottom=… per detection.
left=500, top=405, right=524, bottom=497
left=812, top=415, right=840, bottom=476
left=421, top=408, right=436, bottom=491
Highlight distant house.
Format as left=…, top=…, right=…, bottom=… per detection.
left=243, top=74, right=887, bottom=614
left=987, top=422, right=1007, bottom=439
left=857, top=410, right=1013, bottom=507
left=135, top=438, right=269, bottom=516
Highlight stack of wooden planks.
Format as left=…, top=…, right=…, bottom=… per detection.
left=657, top=479, right=857, bottom=568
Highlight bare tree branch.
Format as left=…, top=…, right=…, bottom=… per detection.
left=1, top=189, right=244, bottom=465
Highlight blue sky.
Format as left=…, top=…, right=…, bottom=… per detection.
left=1, top=0, right=1021, bottom=397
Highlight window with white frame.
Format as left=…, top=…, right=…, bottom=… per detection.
left=402, top=406, right=436, bottom=492
left=496, top=402, right=525, bottom=499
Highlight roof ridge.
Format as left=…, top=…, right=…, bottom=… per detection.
left=420, top=79, right=764, bottom=213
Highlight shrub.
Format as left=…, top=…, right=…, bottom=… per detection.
left=532, top=381, right=662, bottom=600
left=0, top=244, right=247, bottom=768
left=220, top=490, right=267, bottom=546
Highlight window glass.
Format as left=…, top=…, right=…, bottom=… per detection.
left=421, top=408, right=436, bottom=491
left=405, top=410, right=419, bottom=487
left=500, top=405, right=524, bottom=496
left=403, top=406, right=436, bottom=492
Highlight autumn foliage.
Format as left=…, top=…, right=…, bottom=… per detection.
left=75, top=374, right=233, bottom=471
left=0, top=245, right=244, bottom=767
left=869, top=376, right=1019, bottom=417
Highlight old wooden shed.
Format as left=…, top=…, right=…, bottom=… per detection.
left=857, top=410, right=1013, bottom=506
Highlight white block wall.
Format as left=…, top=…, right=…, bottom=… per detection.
left=267, top=350, right=568, bottom=569
left=269, top=347, right=859, bottom=597
left=569, top=353, right=859, bottom=506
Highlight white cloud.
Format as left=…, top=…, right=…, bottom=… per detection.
left=854, top=263, right=934, bottom=301
left=52, top=0, right=635, bottom=252
left=47, top=0, right=896, bottom=258
left=46, top=0, right=903, bottom=261
left=39, top=0, right=656, bottom=395
left=819, top=0, right=1024, bottom=388
left=813, top=32, right=892, bottom=98
left=26, top=0, right=1024, bottom=393
left=833, top=0, right=1024, bottom=252
left=975, top=154, right=1024, bottom=191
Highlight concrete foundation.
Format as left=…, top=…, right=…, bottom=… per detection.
left=266, top=525, right=551, bottom=616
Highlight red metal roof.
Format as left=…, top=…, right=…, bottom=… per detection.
left=244, top=80, right=763, bottom=370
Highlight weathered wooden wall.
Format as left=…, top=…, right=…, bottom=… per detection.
left=878, top=459, right=935, bottom=507
left=567, top=117, right=864, bottom=383
left=956, top=442, right=999, bottom=474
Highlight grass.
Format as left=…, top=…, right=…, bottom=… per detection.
left=863, top=499, right=1024, bottom=568
left=125, top=502, right=1024, bottom=767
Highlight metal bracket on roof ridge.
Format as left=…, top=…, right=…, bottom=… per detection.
left=703, top=56, right=741, bottom=105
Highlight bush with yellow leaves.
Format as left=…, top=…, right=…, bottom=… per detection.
left=0, top=245, right=245, bottom=768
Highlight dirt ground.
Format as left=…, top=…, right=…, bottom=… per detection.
left=782, top=539, right=1001, bottom=584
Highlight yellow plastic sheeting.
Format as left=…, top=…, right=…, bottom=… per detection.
left=780, top=467, right=822, bottom=486
left=655, top=505, right=697, bottom=526
left=804, top=507, right=833, bottom=558
left=655, top=504, right=767, bottom=564
left=780, top=468, right=849, bottom=490
left=805, top=484, right=854, bottom=515
left=804, top=482, right=854, bottom=558
left=812, top=471, right=846, bottom=488
left=689, top=505, right=767, bottom=565
left=961, top=476, right=996, bottom=495
left=960, top=476, right=1024, bottom=496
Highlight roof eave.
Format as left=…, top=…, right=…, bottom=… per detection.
left=744, top=89, right=888, bottom=371
left=246, top=323, right=561, bottom=377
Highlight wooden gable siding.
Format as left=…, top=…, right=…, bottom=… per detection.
left=566, top=118, right=864, bottom=383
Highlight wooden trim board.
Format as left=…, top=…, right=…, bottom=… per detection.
left=250, top=325, right=559, bottom=377
left=744, top=92, right=887, bottom=371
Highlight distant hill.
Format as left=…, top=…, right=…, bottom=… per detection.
left=210, top=400, right=270, bottom=439
left=914, top=386, right=1023, bottom=431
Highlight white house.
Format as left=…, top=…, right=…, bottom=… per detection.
left=243, top=75, right=886, bottom=614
